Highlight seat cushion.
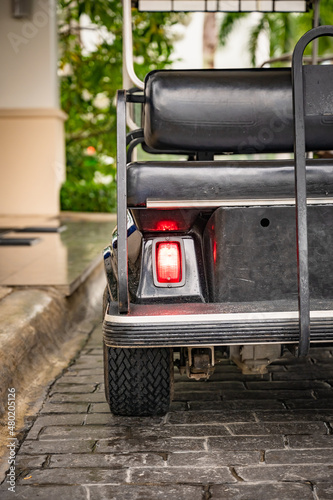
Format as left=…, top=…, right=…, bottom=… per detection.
left=127, top=159, right=333, bottom=207
left=143, top=67, right=333, bottom=154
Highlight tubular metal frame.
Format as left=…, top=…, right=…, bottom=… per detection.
left=115, top=24, right=333, bottom=357
left=292, top=25, right=333, bottom=356
left=116, top=90, right=129, bottom=313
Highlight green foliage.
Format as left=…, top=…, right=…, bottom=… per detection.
left=58, top=0, right=187, bottom=212
left=60, top=179, right=117, bottom=212
left=219, top=0, right=333, bottom=67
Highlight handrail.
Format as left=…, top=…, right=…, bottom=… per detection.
left=292, top=25, right=333, bottom=357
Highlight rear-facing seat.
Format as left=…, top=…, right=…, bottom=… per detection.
left=127, top=160, right=333, bottom=207
left=127, top=67, right=333, bottom=208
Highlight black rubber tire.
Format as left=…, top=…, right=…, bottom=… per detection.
left=104, top=344, right=173, bottom=416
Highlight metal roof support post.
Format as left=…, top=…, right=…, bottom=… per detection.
left=122, top=0, right=144, bottom=90
left=292, top=25, right=333, bottom=357
left=312, top=0, right=320, bottom=64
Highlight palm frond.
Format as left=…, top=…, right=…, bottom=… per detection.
left=219, top=12, right=249, bottom=47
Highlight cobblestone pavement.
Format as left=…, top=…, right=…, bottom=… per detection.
left=2, top=324, right=333, bottom=499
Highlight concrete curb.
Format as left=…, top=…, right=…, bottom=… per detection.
left=0, top=262, right=105, bottom=418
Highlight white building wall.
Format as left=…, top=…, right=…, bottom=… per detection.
left=0, top=0, right=59, bottom=108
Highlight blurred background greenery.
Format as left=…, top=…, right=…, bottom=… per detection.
left=58, top=0, right=333, bottom=213
left=58, top=0, right=187, bottom=212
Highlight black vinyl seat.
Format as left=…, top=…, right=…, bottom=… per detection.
left=143, top=68, right=333, bottom=154
left=126, top=67, right=333, bottom=208
left=127, top=159, right=333, bottom=207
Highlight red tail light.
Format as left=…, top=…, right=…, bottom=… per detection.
left=156, top=220, right=179, bottom=231
left=156, top=242, right=182, bottom=283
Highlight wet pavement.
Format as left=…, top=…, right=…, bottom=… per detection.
left=0, top=213, right=116, bottom=294
left=2, top=323, right=333, bottom=499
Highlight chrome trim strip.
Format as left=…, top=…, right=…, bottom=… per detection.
left=104, top=340, right=306, bottom=348
left=146, top=198, right=333, bottom=209
left=105, top=309, right=333, bottom=325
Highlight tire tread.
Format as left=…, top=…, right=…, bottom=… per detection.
left=104, top=345, right=172, bottom=416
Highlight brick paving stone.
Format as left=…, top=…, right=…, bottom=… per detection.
left=71, top=357, right=103, bottom=368
left=89, top=401, right=186, bottom=415
left=49, top=452, right=164, bottom=468
left=60, top=375, right=102, bottom=384
left=227, top=422, right=327, bottom=435
left=175, top=381, right=246, bottom=391
left=50, top=384, right=98, bottom=394
left=266, top=364, right=288, bottom=372
left=15, top=455, right=47, bottom=470
left=67, top=368, right=103, bottom=376
left=129, top=466, right=236, bottom=484
left=246, top=380, right=330, bottom=390
left=85, top=413, right=165, bottom=426
left=0, top=485, right=88, bottom=500
left=16, top=468, right=127, bottom=485
left=189, top=400, right=286, bottom=411
left=168, top=410, right=256, bottom=424
left=88, top=484, right=203, bottom=500
left=222, top=389, right=315, bottom=400
left=272, top=369, right=333, bottom=381
left=89, top=402, right=113, bottom=413
left=167, top=451, right=260, bottom=466
left=38, top=425, right=128, bottom=440
left=285, top=364, right=333, bottom=373
left=168, top=402, right=188, bottom=411
left=95, top=437, right=206, bottom=453
left=174, top=391, right=222, bottom=401
left=265, top=448, right=333, bottom=464
left=314, top=390, right=333, bottom=399
left=130, top=425, right=231, bottom=438
left=288, top=434, right=333, bottom=448
left=235, top=464, right=333, bottom=482
left=207, top=372, right=271, bottom=382
left=254, top=410, right=333, bottom=422
left=174, top=381, right=231, bottom=392
left=41, top=402, right=89, bottom=414
left=285, top=399, right=333, bottom=409
left=316, top=483, right=333, bottom=500
left=26, top=414, right=85, bottom=439
left=207, top=435, right=285, bottom=451
left=19, top=439, right=95, bottom=455
left=49, top=393, right=105, bottom=403
left=210, top=482, right=314, bottom=500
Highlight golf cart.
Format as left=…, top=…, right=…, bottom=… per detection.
left=102, top=0, right=333, bottom=416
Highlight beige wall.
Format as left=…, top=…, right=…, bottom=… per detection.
left=0, top=109, right=66, bottom=216
left=0, top=1, right=66, bottom=217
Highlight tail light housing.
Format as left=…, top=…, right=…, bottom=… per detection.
left=152, top=237, right=185, bottom=287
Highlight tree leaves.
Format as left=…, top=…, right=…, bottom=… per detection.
left=218, top=0, right=333, bottom=67
left=59, top=0, right=187, bottom=212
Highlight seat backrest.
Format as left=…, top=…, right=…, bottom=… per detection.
left=143, top=67, right=333, bottom=155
